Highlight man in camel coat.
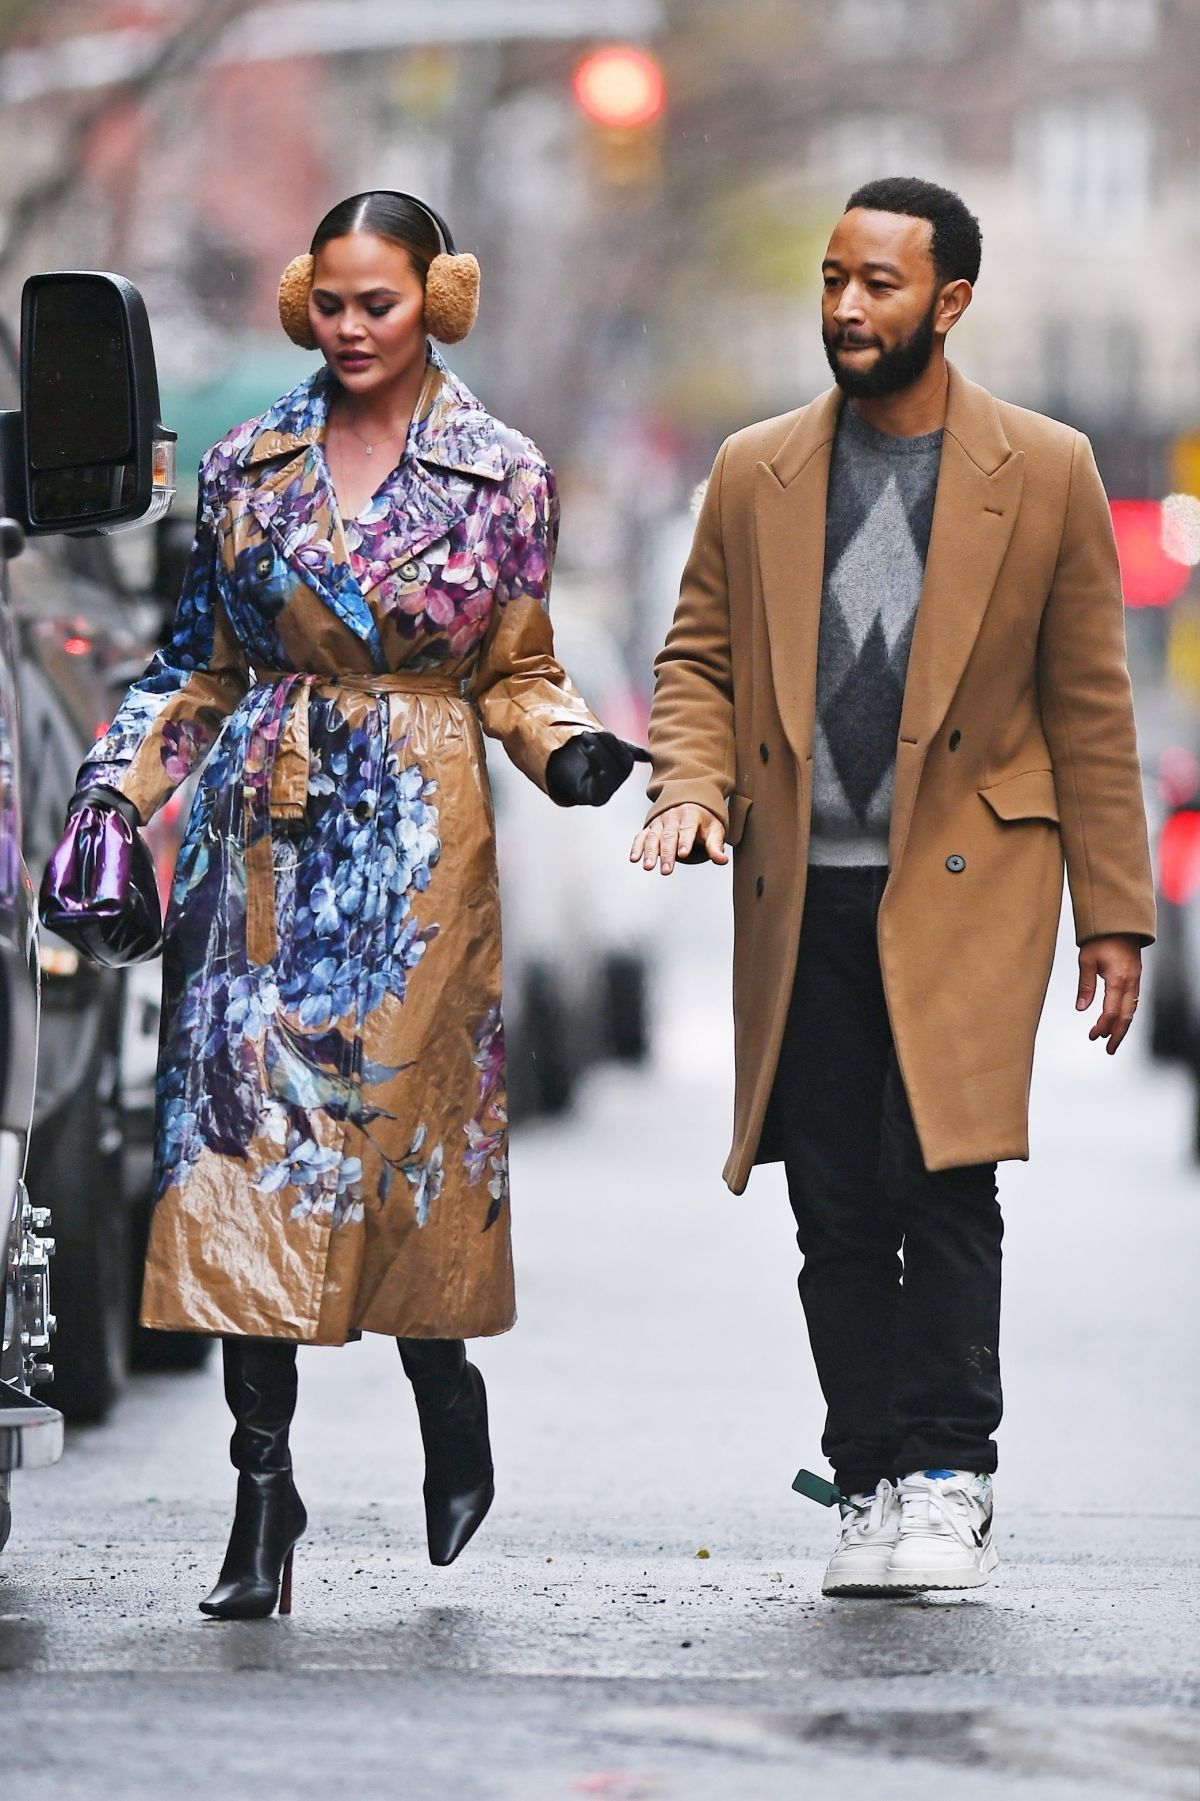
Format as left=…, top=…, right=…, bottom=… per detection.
left=632, top=177, right=1154, bottom=1597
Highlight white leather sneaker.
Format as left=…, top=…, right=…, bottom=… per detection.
left=887, top=1469, right=999, bottom=1590
left=821, top=1478, right=902, bottom=1596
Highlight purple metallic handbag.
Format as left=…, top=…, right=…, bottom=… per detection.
left=38, top=788, right=163, bottom=968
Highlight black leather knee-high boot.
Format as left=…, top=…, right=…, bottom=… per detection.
left=397, top=1338, right=494, bottom=1566
left=199, top=1337, right=307, bottom=1620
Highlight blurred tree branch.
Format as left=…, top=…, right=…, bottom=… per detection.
left=0, top=0, right=248, bottom=274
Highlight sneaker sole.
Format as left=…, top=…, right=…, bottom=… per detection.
left=822, top=1578, right=903, bottom=1597
left=884, top=1546, right=999, bottom=1592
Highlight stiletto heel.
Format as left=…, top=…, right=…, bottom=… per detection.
left=199, top=1338, right=306, bottom=1621
left=279, top=1547, right=295, bottom=1616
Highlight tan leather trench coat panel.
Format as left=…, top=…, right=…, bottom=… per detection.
left=80, top=353, right=602, bottom=1343
left=646, top=367, right=1155, bottom=1192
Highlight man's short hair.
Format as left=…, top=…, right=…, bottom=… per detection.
left=845, top=176, right=982, bottom=286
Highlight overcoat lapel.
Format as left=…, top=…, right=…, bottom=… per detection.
left=754, top=387, right=841, bottom=768
left=890, top=370, right=1024, bottom=862
left=356, top=457, right=471, bottom=570
left=234, top=352, right=504, bottom=646
left=244, top=445, right=381, bottom=649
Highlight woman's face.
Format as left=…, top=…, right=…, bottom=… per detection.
left=308, top=231, right=428, bottom=395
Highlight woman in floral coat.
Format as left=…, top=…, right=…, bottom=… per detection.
left=69, top=191, right=644, bottom=1619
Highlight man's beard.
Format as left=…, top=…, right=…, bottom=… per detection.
left=823, top=302, right=937, bottom=398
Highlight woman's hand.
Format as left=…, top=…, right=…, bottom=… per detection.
left=630, top=804, right=727, bottom=875
left=545, top=731, right=651, bottom=807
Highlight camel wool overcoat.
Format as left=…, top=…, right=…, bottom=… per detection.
left=79, top=349, right=601, bottom=1343
left=646, top=367, right=1155, bottom=1192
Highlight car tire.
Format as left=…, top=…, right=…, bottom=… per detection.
left=603, top=951, right=651, bottom=1064
left=131, top=1324, right=214, bottom=1373
left=124, top=1148, right=214, bottom=1373
left=29, top=1025, right=130, bottom=1426
left=1149, top=991, right=1188, bottom=1063
left=522, top=962, right=577, bottom=1117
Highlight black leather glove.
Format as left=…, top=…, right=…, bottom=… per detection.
left=66, top=784, right=142, bottom=831
left=545, top=731, right=652, bottom=808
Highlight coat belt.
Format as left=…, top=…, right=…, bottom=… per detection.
left=243, top=667, right=463, bottom=967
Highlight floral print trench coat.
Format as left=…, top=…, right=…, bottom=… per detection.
left=80, top=348, right=602, bottom=1344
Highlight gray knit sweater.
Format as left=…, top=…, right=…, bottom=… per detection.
left=809, top=404, right=943, bottom=866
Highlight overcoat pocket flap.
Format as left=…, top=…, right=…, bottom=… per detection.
left=978, top=768, right=1059, bottom=824
left=726, top=792, right=753, bottom=845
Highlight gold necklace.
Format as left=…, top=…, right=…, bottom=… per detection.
left=334, top=366, right=438, bottom=456
left=339, top=415, right=404, bottom=458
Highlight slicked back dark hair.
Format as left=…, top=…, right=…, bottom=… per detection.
left=845, top=176, right=982, bottom=286
left=310, top=192, right=442, bottom=282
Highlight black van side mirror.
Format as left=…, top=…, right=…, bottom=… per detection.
left=15, top=271, right=175, bottom=537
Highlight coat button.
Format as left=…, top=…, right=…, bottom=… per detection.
left=354, top=799, right=374, bottom=822
left=399, top=560, right=420, bottom=582
left=946, top=854, right=966, bottom=873
left=255, top=552, right=272, bottom=580
left=759, top=742, right=769, bottom=764
left=948, top=729, right=961, bottom=751
left=755, top=875, right=765, bottom=897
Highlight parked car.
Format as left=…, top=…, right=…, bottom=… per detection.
left=1147, top=747, right=1198, bottom=1059
left=19, top=616, right=205, bottom=1417
left=489, top=599, right=658, bottom=1117
left=1, top=271, right=175, bottom=1550
left=1146, top=744, right=1200, bottom=1153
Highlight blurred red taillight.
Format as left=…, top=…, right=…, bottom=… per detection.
left=1158, top=746, right=1200, bottom=809
left=147, top=788, right=188, bottom=908
left=1159, top=809, right=1200, bottom=906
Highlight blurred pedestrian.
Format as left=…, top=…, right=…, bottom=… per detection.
left=62, top=190, right=646, bottom=1619
left=633, top=177, right=1153, bottom=1596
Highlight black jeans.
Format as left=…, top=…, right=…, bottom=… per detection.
left=769, top=866, right=1003, bottom=1496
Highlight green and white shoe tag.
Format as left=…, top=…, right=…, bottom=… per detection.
left=791, top=1468, right=843, bottom=1508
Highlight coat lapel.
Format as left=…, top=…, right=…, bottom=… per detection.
left=342, top=359, right=507, bottom=585
left=240, top=372, right=382, bottom=649
left=245, top=445, right=382, bottom=652
left=889, top=368, right=1024, bottom=861
left=234, top=353, right=509, bottom=648
left=754, top=387, right=841, bottom=767
left=348, top=456, right=471, bottom=578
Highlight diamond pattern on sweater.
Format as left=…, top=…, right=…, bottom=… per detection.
left=810, top=404, right=942, bottom=861
left=824, top=613, right=909, bottom=821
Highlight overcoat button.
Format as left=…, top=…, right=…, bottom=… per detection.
left=755, top=875, right=765, bottom=897
left=759, top=742, right=769, bottom=763
left=255, top=552, right=272, bottom=579
left=399, top=560, right=420, bottom=582
left=946, top=854, right=966, bottom=873
left=949, top=729, right=961, bottom=751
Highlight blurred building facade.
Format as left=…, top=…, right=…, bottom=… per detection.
left=655, top=0, right=1200, bottom=502
left=0, top=0, right=1195, bottom=643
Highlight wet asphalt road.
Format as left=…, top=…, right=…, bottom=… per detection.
left=2, top=875, right=1197, bottom=1800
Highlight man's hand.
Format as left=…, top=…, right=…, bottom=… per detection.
left=1076, top=934, right=1143, bottom=1054
left=630, top=804, right=727, bottom=875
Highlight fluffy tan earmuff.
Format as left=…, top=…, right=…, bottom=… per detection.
left=277, top=250, right=480, bottom=349
left=422, top=252, right=480, bottom=344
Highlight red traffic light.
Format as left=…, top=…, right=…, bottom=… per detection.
left=573, top=46, right=664, bottom=130
left=1110, top=499, right=1190, bottom=608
